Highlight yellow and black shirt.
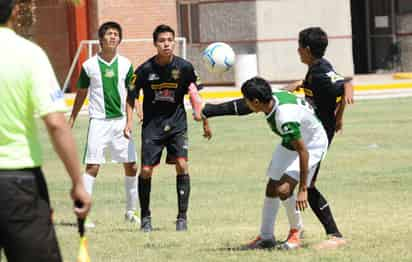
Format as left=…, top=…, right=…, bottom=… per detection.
left=302, top=58, right=345, bottom=135
left=128, top=55, right=202, bottom=132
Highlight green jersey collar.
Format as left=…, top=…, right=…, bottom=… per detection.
left=265, top=96, right=279, bottom=119
left=97, top=54, right=118, bottom=66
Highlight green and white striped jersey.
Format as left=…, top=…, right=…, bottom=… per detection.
left=77, top=55, right=134, bottom=119
left=266, top=90, right=326, bottom=150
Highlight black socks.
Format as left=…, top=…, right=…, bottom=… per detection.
left=138, top=175, right=151, bottom=219
left=307, top=187, right=342, bottom=238
left=176, top=174, right=190, bottom=220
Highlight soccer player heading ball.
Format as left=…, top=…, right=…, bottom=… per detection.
left=244, top=77, right=328, bottom=249
left=125, top=24, right=211, bottom=232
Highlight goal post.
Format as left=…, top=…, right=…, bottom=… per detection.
left=63, top=37, right=187, bottom=93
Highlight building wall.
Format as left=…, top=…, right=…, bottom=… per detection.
left=33, top=0, right=71, bottom=84
left=184, top=0, right=354, bottom=84
left=256, top=0, right=354, bottom=81
left=92, top=0, right=178, bottom=68
left=191, top=1, right=257, bottom=84
left=398, top=13, right=412, bottom=71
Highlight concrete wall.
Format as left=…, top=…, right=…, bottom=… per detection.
left=256, top=0, right=354, bottom=81
left=398, top=13, right=412, bottom=71
left=186, top=1, right=257, bottom=84
left=185, top=0, right=354, bottom=84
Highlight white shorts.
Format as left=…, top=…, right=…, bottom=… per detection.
left=266, top=139, right=328, bottom=187
left=84, top=117, right=137, bottom=164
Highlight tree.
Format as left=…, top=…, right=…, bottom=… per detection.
left=13, top=0, right=35, bottom=38
left=14, top=0, right=81, bottom=38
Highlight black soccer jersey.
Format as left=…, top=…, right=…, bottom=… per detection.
left=302, top=58, right=345, bottom=133
left=129, top=55, right=202, bottom=132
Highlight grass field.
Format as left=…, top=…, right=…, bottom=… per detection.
left=19, top=97, right=412, bottom=261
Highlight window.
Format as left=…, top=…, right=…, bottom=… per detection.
left=178, top=3, right=200, bottom=44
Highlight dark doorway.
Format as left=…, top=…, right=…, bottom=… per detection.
left=351, top=0, right=369, bottom=73
left=351, top=0, right=399, bottom=73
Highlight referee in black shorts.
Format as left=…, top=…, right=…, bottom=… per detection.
left=0, top=1, right=91, bottom=261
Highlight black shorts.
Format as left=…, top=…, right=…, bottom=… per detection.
left=141, top=128, right=188, bottom=167
left=0, top=168, right=62, bottom=262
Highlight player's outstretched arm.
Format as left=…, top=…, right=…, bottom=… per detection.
left=282, top=80, right=303, bottom=92
left=43, top=112, right=91, bottom=219
left=202, top=98, right=253, bottom=119
left=68, top=88, right=88, bottom=128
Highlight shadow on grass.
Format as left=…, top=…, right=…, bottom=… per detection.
left=204, top=241, right=310, bottom=252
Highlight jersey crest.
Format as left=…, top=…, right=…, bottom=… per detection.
left=171, top=69, right=180, bottom=80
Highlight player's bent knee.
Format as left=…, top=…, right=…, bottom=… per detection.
left=277, top=183, right=293, bottom=200
left=265, top=179, right=279, bottom=198
left=86, top=164, right=100, bottom=176
left=140, top=167, right=153, bottom=178
left=175, top=159, right=188, bottom=174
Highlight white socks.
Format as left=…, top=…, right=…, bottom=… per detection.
left=83, top=173, right=96, bottom=196
left=282, top=193, right=303, bottom=230
left=260, top=197, right=280, bottom=240
left=125, top=175, right=138, bottom=212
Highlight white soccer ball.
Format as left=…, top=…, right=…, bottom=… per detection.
left=202, top=42, right=235, bottom=73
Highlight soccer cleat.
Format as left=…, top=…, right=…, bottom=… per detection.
left=125, top=210, right=139, bottom=224
left=140, top=216, right=152, bottom=232
left=242, top=235, right=276, bottom=250
left=175, top=218, right=188, bottom=231
left=278, top=228, right=301, bottom=250
left=313, top=236, right=347, bottom=250
left=84, top=218, right=95, bottom=229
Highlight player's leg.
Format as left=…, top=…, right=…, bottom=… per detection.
left=123, top=162, right=138, bottom=222
left=82, top=118, right=108, bottom=205
left=245, top=177, right=298, bottom=250
left=245, top=145, right=297, bottom=250
left=308, top=129, right=345, bottom=249
left=166, top=130, right=190, bottom=231
left=282, top=193, right=304, bottom=237
left=139, top=130, right=163, bottom=232
left=174, top=157, right=189, bottom=231
left=109, top=117, right=139, bottom=223
left=0, top=168, right=62, bottom=262
left=309, top=164, right=346, bottom=249
left=139, top=165, right=154, bottom=232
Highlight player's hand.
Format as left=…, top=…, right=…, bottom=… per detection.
left=68, top=117, right=75, bottom=129
left=335, top=119, right=343, bottom=133
left=137, top=111, right=144, bottom=123
left=283, top=80, right=303, bottom=92
left=296, top=189, right=308, bottom=211
left=71, top=183, right=91, bottom=219
left=344, top=81, right=354, bottom=105
left=123, top=122, right=133, bottom=139
left=202, top=119, right=212, bottom=140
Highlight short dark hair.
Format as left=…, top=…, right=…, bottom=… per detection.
left=298, top=27, right=328, bottom=59
left=0, top=0, right=16, bottom=24
left=241, top=77, right=273, bottom=103
left=98, top=21, right=122, bottom=41
left=153, top=24, right=175, bottom=43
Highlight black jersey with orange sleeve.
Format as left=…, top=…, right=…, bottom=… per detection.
left=302, top=58, right=345, bottom=134
left=128, top=55, right=202, bottom=133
